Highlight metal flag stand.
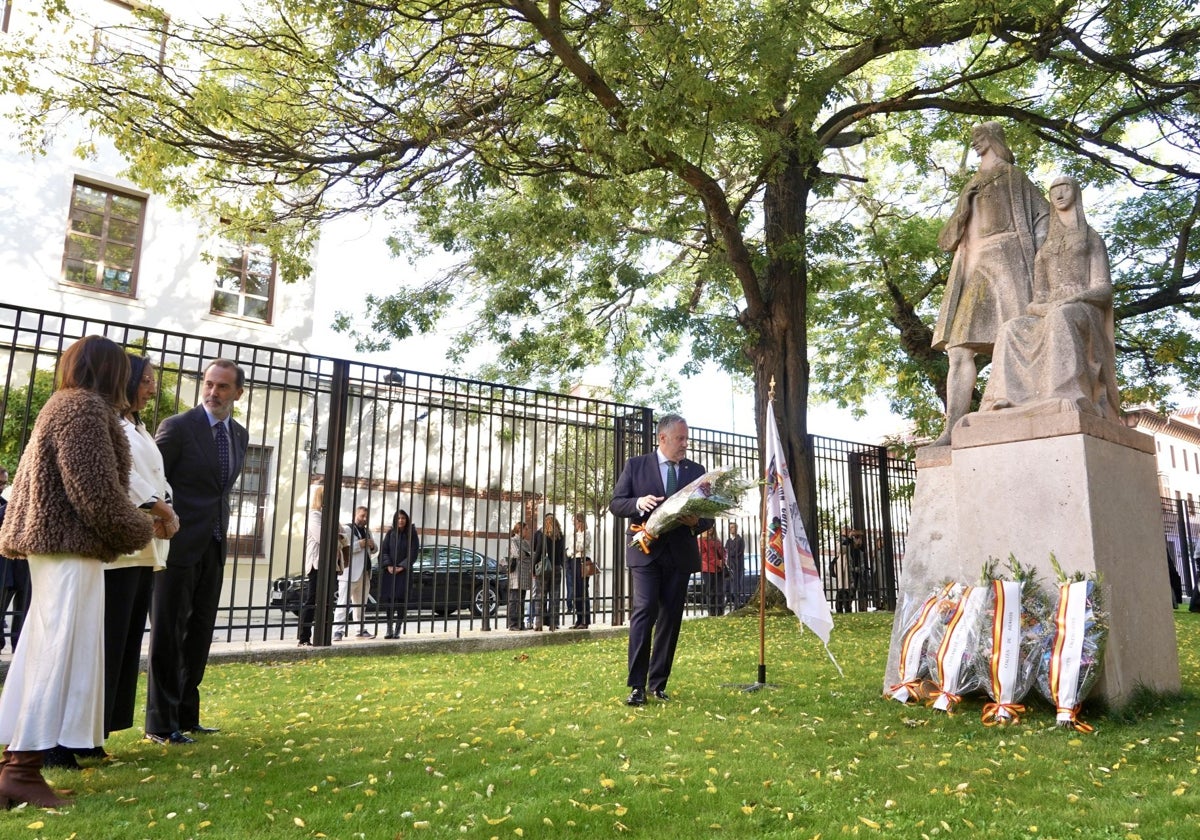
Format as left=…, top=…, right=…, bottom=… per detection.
left=725, top=376, right=779, bottom=693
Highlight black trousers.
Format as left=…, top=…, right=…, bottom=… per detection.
left=626, top=559, right=689, bottom=691
left=104, top=565, right=155, bottom=735
left=146, top=538, right=224, bottom=735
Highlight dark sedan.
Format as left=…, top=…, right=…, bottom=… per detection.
left=269, top=545, right=508, bottom=618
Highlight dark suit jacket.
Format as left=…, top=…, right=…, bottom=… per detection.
left=610, top=452, right=712, bottom=572
left=156, top=405, right=249, bottom=566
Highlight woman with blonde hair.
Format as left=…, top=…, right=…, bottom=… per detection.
left=297, top=483, right=346, bottom=645
left=0, top=335, right=154, bottom=807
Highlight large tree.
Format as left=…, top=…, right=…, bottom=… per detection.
left=5, top=0, right=1198, bottom=532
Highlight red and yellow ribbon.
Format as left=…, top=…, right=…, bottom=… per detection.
left=630, top=525, right=656, bottom=554
left=981, top=702, right=1026, bottom=726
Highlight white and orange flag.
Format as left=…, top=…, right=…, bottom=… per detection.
left=764, top=404, right=840, bottom=671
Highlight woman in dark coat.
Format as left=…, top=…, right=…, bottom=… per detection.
left=531, top=514, right=566, bottom=631
left=379, top=510, right=420, bottom=638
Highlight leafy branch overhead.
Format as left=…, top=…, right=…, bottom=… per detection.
left=6, top=0, right=1198, bottom=514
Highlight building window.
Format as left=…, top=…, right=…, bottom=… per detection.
left=212, top=225, right=275, bottom=323
left=92, top=0, right=169, bottom=69
left=62, top=180, right=146, bottom=296
left=230, top=444, right=270, bottom=556
left=1170, top=445, right=1177, bottom=469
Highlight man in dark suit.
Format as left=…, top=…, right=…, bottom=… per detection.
left=610, top=414, right=712, bottom=706
left=145, top=359, right=248, bottom=744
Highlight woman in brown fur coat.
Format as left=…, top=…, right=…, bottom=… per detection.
left=0, top=336, right=154, bottom=808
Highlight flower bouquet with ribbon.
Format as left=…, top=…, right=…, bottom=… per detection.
left=924, top=580, right=990, bottom=713
left=1034, top=555, right=1107, bottom=732
left=884, top=580, right=958, bottom=704
left=630, top=467, right=752, bottom=554
left=971, top=557, right=1054, bottom=725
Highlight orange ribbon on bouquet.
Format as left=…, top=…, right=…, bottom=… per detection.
left=981, top=702, right=1026, bottom=726
left=630, top=524, right=656, bottom=554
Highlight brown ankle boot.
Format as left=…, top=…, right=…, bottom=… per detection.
left=0, top=750, right=74, bottom=809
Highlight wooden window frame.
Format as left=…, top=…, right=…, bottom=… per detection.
left=210, top=222, right=277, bottom=325
left=61, top=178, right=147, bottom=297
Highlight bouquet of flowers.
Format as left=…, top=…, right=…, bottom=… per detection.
left=1034, top=555, right=1107, bottom=732
left=924, top=580, right=990, bottom=713
left=970, top=557, right=1053, bottom=725
left=884, top=581, right=958, bottom=704
left=631, top=467, right=752, bottom=554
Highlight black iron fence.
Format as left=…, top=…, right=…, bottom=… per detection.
left=1164, top=496, right=1200, bottom=598
left=1, top=303, right=911, bottom=647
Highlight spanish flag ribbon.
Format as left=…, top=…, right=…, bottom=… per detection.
left=886, top=679, right=926, bottom=704
left=981, top=702, right=1026, bottom=726
left=928, top=689, right=962, bottom=712
left=630, top=524, right=655, bottom=555
left=1055, top=705, right=1095, bottom=733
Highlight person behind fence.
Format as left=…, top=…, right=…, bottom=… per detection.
left=379, top=509, right=420, bottom=639
left=145, top=358, right=248, bottom=746
left=297, top=483, right=339, bottom=646
left=506, top=520, right=533, bottom=631
left=567, top=512, right=593, bottom=629
left=698, top=526, right=727, bottom=616
left=532, top=514, right=565, bottom=631
left=0, top=335, right=154, bottom=808
left=834, top=527, right=863, bottom=614
left=334, top=505, right=376, bottom=641
left=723, top=522, right=745, bottom=607
left=610, top=413, right=712, bottom=707
left=0, top=464, right=33, bottom=655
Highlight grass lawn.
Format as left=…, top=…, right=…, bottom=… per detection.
left=5, top=610, right=1198, bottom=839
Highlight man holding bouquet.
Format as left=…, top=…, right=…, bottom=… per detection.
left=611, top=414, right=712, bottom=706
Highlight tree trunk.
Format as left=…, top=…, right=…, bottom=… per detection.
left=745, top=148, right=817, bottom=599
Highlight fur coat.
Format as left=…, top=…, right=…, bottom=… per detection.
left=0, top=388, right=154, bottom=562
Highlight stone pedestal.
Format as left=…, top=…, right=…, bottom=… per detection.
left=884, top=410, right=1180, bottom=708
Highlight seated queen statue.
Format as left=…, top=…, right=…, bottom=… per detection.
left=979, top=175, right=1121, bottom=420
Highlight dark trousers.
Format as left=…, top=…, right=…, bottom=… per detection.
left=701, top=571, right=724, bottom=616
left=566, top=557, right=591, bottom=626
left=104, top=565, right=155, bottom=735
left=297, top=567, right=321, bottom=643
left=506, top=588, right=526, bottom=629
left=627, top=559, right=689, bottom=691
left=0, top=556, right=31, bottom=652
left=146, top=538, right=224, bottom=735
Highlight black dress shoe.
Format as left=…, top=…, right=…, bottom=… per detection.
left=187, top=724, right=220, bottom=734
left=42, top=745, right=82, bottom=769
left=651, top=689, right=670, bottom=702
left=72, top=746, right=110, bottom=760
left=297, top=639, right=312, bottom=646
left=145, top=730, right=195, bottom=745
left=625, top=688, right=646, bottom=707
left=384, top=633, right=398, bottom=639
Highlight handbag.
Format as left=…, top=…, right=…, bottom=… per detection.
left=581, top=558, right=598, bottom=578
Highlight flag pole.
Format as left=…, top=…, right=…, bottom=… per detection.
left=727, top=377, right=776, bottom=692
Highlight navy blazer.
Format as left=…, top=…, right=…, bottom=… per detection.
left=156, top=405, right=249, bottom=565
left=610, top=452, right=712, bottom=572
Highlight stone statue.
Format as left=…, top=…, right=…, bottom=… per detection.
left=979, top=176, right=1121, bottom=419
left=930, top=122, right=1050, bottom=446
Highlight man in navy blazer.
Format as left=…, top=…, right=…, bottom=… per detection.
left=145, top=359, right=248, bottom=744
left=610, top=414, right=712, bottom=706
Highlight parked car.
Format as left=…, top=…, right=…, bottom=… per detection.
left=369, top=545, right=508, bottom=617
left=270, top=545, right=508, bottom=618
